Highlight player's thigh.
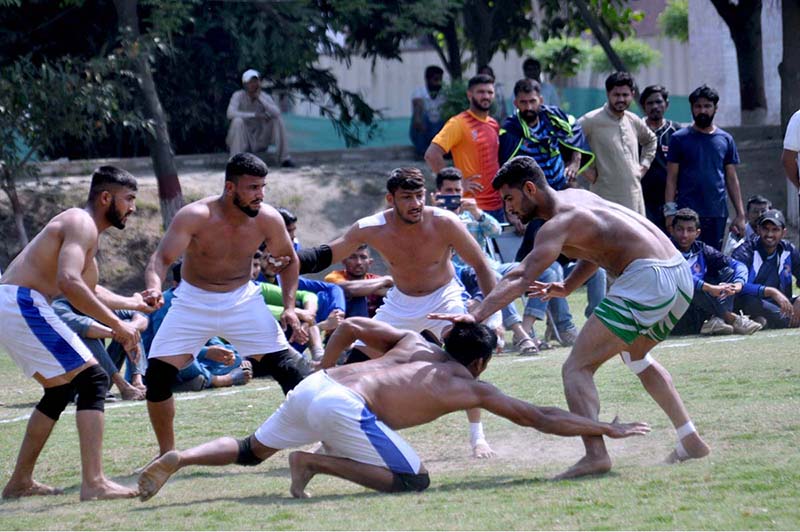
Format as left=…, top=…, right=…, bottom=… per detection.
left=564, top=314, right=629, bottom=373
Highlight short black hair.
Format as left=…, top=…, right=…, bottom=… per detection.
left=522, top=57, right=541, bottom=72
left=639, top=84, right=669, bottom=107
left=225, top=152, right=268, bottom=182
left=672, top=208, right=700, bottom=229
left=443, top=321, right=496, bottom=367
left=386, top=167, right=425, bottom=194
left=477, top=65, right=495, bottom=80
left=492, top=156, right=547, bottom=191
left=467, top=74, right=495, bottom=90
left=435, top=167, right=463, bottom=190
left=605, top=71, right=636, bottom=93
left=425, top=65, right=444, bottom=79
left=689, top=84, right=720, bottom=105
left=513, top=78, right=541, bottom=97
left=277, top=207, right=297, bottom=227
left=746, top=194, right=772, bottom=211
left=88, top=166, right=137, bottom=201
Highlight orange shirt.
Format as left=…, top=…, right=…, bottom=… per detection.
left=432, top=110, right=502, bottom=211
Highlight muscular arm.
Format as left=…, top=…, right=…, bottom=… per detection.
left=335, top=276, right=393, bottom=297
left=424, top=143, right=447, bottom=174
left=562, top=260, right=599, bottom=294
left=782, top=149, right=800, bottom=188
left=144, top=207, right=196, bottom=291
left=262, top=208, right=300, bottom=312
left=318, top=318, right=414, bottom=369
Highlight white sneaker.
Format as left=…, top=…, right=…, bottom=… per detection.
left=732, top=312, right=763, bottom=335
left=700, top=316, right=734, bottom=336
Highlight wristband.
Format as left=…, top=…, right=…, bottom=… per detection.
left=663, top=202, right=678, bottom=217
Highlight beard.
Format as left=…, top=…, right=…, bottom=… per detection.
left=106, top=202, right=127, bottom=229
left=470, top=95, right=492, bottom=112
left=693, top=111, right=715, bottom=129
left=233, top=192, right=260, bottom=218
left=647, top=109, right=664, bottom=121
left=515, top=196, right=539, bottom=224
left=520, top=109, right=538, bottom=123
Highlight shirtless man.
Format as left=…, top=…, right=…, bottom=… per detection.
left=0, top=166, right=143, bottom=500
left=142, top=153, right=309, bottom=457
left=137, top=318, right=650, bottom=501
left=431, top=156, right=711, bottom=479
left=296, top=167, right=498, bottom=458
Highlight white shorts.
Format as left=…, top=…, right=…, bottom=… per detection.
left=0, top=285, right=93, bottom=379
left=594, top=254, right=694, bottom=344
left=255, top=371, right=422, bottom=474
left=149, top=280, right=289, bottom=359
left=370, top=277, right=468, bottom=340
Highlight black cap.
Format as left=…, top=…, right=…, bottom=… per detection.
left=758, top=209, right=786, bottom=228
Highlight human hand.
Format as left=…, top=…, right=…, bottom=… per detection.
left=295, top=308, right=316, bottom=324
left=766, top=287, right=794, bottom=317
left=205, top=345, right=236, bottom=366
left=564, top=162, right=580, bottom=181
left=318, top=309, right=345, bottom=331
left=281, top=308, right=307, bottom=344
left=112, top=320, right=141, bottom=360
left=526, top=281, right=568, bottom=301
left=462, top=174, right=484, bottom=195
left=427, top=312, right=477, bottom=324
left=135, top=289, right=163, bottom=313
left=638, top=165, right=649, bottom=179
left=459, top=197, right=480, bottom=218
left=716, top=283, right=741, bottom=300
left=606, top=416, right=651, bottom=439
left=730, top=215, right=747, bottom=238
left=262, top=254, right=293, bottom=276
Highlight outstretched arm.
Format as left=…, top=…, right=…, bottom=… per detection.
left=317, top=318, right=415, bottom=369
left=144, top=206, right=195, bottom=292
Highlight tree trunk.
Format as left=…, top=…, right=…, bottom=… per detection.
left=464, top=0, right=493, bottom=69
left=112, top=0, right=183, bottom=229
left=442, top=17, right=463, bottom=81
left=1, top=169, right=29, bottom=248
left=710, top=0, right=767, bottom=125
left=573, top=0, right=627, bottom=73
left=780, top=0, right=800, bottom=131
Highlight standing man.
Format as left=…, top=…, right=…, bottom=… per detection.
left=0, top=166, right=143, bottom=500
left=664, top=85, right=746, bottom=250
left=431, top=156, right=711, bottom=479
left=293, top=167, right=499, bottom=458
left=579, top=72, right=657, bottom=215
left=639, top=85, right=681, bottom=233
left=781, top=108, right=800, bottom=244
left=142, top=153, right=309, bottom=458
left=226, top=69, right=295, bottom=168
left=410, top=65, right=446, bottom=159
left=425, top=74, right=505, bottom=221
left=522, top=57, right=560, bottom=107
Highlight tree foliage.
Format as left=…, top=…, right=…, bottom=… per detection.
left=531, top=37, right=593, bottom=78
left=589, top=37, right=661, bottom=73
left=658, top=0, right=689, bottom=43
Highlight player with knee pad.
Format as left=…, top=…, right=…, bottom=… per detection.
left=390, top=471, right=430, bottom=493
left=235, top=437, right=265, bottom=466
left=72, top=364, right=109, bottom=412
left=145, top=358, right=179, bottom=403
left=36, top=382, right=75, bottom=421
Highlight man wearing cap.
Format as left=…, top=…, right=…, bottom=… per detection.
left=226, top=69, right=294, bottom=167
left=731, top=209, right=800, bottom=329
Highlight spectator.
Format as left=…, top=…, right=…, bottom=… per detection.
left=743, top=195, right=772, bottom=240
left=639, top=85, right=681, bottom=233
left=781, top=108, right=800, bottom=239
left=226, top=69, right=294, bottom=168
left=477, top=65, right=509, bottom=121
left=668, top=208, right=761, bottom=336
left=732, top=210, right=800, bottom=329
left=522, top=56, right=560, bottom=107
left=434, top=167, right=538, bottom=354
left=277, top=207, right=300, bottom=250
left=665, top=84, right=746, bottom=250
left=410, top=65, right=446, bottom=159
left=579, top=72, right=657, bottom=215
left=324, top=245, right=392, bottom=318
left=52, top=299, right=148, bottom=401
left=499, top=78, right=594, bottom=190
left=425, top=74, right=505, bottom=221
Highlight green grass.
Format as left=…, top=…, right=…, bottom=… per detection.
left=1, top=299, right=799, bottom=529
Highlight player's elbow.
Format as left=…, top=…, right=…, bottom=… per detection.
left=56, top=273, right=84, bottom=298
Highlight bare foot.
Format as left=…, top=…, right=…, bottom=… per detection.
left=138, top=450, right=181, bottom=502
left=553, top=454, right=612, bottom=480
left=288, top=452, right=313, bottom=499
left=665, top=432, right=711, bottom=464
left=472, top=439, right=495, bottom=459
left=119, top=383, right=146, bottom=401
left=80, top=478, right=138, bottom=501
left=2, top=479, right=64, bottom=499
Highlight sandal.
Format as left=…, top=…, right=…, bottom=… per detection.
left=229, top=367, right=250, bottom=386
left=513, top=336, right=540, bottom=356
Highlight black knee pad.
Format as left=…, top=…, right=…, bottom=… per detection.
left=36, top=382, right=75, bottom=421
left=236, top=436, right=265, bottom=466
left=390, top=471, right=430, bottom=493
left=344, top=347, right=370, bottom=365
left=145, top=358, right=179, bottom=402
left=72, top=364, right=109, bottom=412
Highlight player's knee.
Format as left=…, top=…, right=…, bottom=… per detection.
left=73, top=364, right=109, bottom=412
left=145, top=358, right=179, bottom=402
left=36, top=382, right=75, bottom=421
left=235, top=436, right=265, bottom=466
left=390, top=471, right=430, bottom=493
left=621, top=351, right=653, bottom=375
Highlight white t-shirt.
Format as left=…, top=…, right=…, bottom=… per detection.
left=784, top=109, right=800, bottom=152
left=411, top=86, right=446, bottom=123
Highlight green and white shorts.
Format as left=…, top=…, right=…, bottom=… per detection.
left=594, top=254, right=693, bottom=344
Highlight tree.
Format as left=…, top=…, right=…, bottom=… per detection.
left=709, top=0, right=767, bottom=125
left=658, top=0, right=688, bottom=43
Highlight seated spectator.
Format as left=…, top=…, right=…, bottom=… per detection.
left=731, top=210, right=800, bottom=329
left=743, top=194, right=772, bottom=240
left=324, top=245, right=391, bottom=318
left=410, top=65, right=446, bottom=159
left=669, top=208, right=762, bottom=336
left=226, top=69, right=294, bottom=167
left=435, top=167, right=538, bottom=354
left=52, top=298, right=147, bottom=401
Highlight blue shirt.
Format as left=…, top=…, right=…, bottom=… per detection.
left=667, top=127, right=739, bottom=217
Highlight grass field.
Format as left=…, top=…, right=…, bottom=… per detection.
left=1, top=292, right=799, bottom=530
